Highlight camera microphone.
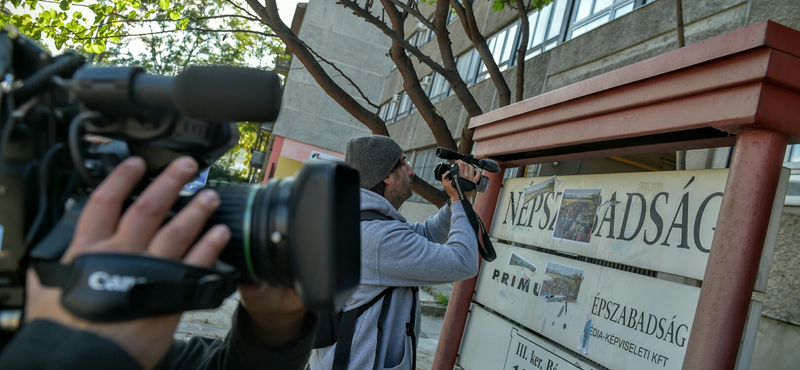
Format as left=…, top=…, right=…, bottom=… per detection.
left=434, top=147, right=501, bottom=173
left=72, top=66, right=283, bottom=123
left=173, top=66, right=282, bottom=123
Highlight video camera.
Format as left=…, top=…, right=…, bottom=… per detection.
left=433, top=147, right=499, bottom=192
left=0, top=30, right=360, bottom=334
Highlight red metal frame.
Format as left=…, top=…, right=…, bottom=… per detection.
left=432, top=21, right=800, bottom=370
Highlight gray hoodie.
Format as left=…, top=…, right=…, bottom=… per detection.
left=309, top=189, right=479, bottom=370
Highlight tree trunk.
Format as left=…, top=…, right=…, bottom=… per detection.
left=412, top=176, right=449, bottom=207
left=383, top=0, right=458, bottom=151
left=452, top=0, right=511, bottom=108
left=248, top=0, right=389, bottom=136
left=515, top=0, right=531, bottom=103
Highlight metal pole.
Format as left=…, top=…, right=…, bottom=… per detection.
left=432, top=164, right=506, bottom=370
left=682, top=128, right=787, bottom=370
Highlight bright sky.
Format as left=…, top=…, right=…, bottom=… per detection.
left=19, top=0, right=305, bottom=56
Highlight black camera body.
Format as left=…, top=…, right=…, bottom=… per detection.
left=0, top=30, right=360, bottom=328
left=434, top=162, right=477, bottom=191
left=433, top=147, right=500, bottom=193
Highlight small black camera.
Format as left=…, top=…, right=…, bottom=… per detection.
left=433, top=147, right=500, bottom=192
left=434, top=162, right=477, bottom=191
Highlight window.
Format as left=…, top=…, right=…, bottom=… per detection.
left=784, top=145, right=800, bottom=205
left=408, top=26, right=433, bottom=48
left=447, top=7, right=458, bottom=25
left=457, top=49, right=481, bottom=86
left=380, top=96, right=400, bottom=124
left=477, top=22, right=520, bottom=80
left=378, top=103, right=390, bottom=121
left=428, top=72, right=450, bottom=101
left=525, top=0, right=567, bottom=60
left=408, top=148, right=442, bottom=203
left=504, top=167, right=519, bottom=179
left=568, top=0, right=640, bottom=40
left=397, top=92, right=412, bottom=119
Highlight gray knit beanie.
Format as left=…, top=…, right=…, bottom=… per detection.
left=345, top=135, right=404, bottom=189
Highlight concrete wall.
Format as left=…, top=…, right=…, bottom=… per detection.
left=273, top=0, right=392, bottom=153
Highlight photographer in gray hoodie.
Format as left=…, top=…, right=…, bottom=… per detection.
left=309, top=135, right=481, bottom=370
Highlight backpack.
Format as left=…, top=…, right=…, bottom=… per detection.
left=314, top=210, right=418, bottom=370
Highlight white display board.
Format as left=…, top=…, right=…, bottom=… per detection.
left=489, top=170, right=729, bottom=280
left=474, top=242, right=701, bottom=370
left=459, top=305, right=599, bottom=370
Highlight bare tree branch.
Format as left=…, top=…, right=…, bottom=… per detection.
left=382, top=0, right=458, bottom=152
left=433, top=0, right=478, bottom=155
left=223, top=0, right=262, bottom=22
left=385, top=0, right=435, bottom=31
left=292, top=36, right=380, bottom=109
left=72, top=27, right=277, bottom=41
left=110, top=13, right=263, bottom=24
left=338, top=0, right=483, bottom=122
left=515, top=0, right=531, bottom=103
left=451, top=0, right=511, bottom=108
left=250, top=0, right=389, bottom=135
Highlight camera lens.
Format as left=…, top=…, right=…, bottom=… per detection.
left=181, top=161, right=361, bottom=311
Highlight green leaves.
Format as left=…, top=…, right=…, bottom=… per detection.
left=168, top=10, right=180, bottom=20
left=491, top=0, right=505, bottom=12
left=178, top=18, right=189, bottom=30
left=59, top=0, right=70, bottom=10
left=158, top=0, right=170, bottom=10
left=84, top=42, right=106, bottom=54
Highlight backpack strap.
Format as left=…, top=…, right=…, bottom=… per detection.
left=360, top=210, right=395, bottom=222
left=371, top=287, right=396, bottom=370
left=407, top=287, right=419, bottom=370
left=332, top=287, right=395, bottom=370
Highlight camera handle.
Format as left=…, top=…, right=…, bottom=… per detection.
left=450, top=172, right=497, bottom=262
left=29, top=199, right=241, bottom=322
left=31, top=254, right=240, bottom=322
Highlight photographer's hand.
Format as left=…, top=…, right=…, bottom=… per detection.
left=442, top=160, right=482, bottom=203
left=238, top=283, right=307, bottom=347
left=25, top=156, right=230, bottom=370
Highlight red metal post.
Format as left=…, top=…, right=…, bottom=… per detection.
left=682, top=129, right=788, bottom=370
left=432, top=165, right=506, bottom=370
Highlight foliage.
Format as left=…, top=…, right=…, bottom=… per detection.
left=2, top=0, right=284, bottom=73
left=208, top=162, right=248, bottom=183
left=3, top=0, right=281, bottom=183
left=101, top=0, right=284, bottom=75
left=422, top=286, right=450, bottom=306
left=214, top=122, right=259, bottom=174
left=492, top=0, right=554, bottom=12
left=435, top=291, right=449, bottom=306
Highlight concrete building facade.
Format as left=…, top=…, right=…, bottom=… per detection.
left=271, top=0, right=800, bottom=367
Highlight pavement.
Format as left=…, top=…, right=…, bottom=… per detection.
left=175, top=283, right=454, bottom=370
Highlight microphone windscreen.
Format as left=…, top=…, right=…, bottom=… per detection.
left=173, top=66, right=282, bottom=122
left=479, top=159, right=501, bottom=173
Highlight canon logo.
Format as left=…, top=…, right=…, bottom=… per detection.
left=87, top=271, right=147, bottom=292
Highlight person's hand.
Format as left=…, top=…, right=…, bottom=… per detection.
left=25, top=156, right=230, bottom=370
left=238, top=283, right=307, bottom=347
left=442, top=160, right=482, bottom=203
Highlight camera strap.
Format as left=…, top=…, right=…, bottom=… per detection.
left=32, top=253, right=240, bottom=322
left=452, top=174, right=497, bottom=262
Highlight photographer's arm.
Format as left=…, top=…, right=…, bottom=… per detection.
left=0, top=157, right=314, bottom=370
left=410, top=161, right=481, bottom=243
left=157, top=300, right=315, bottom=370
